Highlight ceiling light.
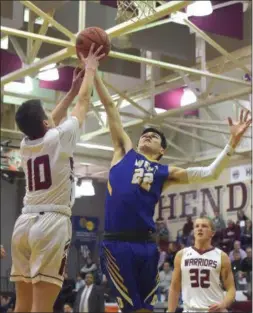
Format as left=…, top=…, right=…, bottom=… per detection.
left=180, top=88, right=197, bottom=107
left=77, top=143, right=114, bottom=151
left=155, top=108, right=166, bottom=114
left=1, top=36, right=9, bottom=50
left=24, top=8, right=46, bottom=25
left=4, top=76, right=33, bottom=93
left=75, top=179, right=95, bottom=197
left=187, top=1, right=213, bottom=17
left=81, top=180, right=95, bottom=196
left=38, top=68, right=59, bottom=81
left=39, top=63, right=57, bottom=71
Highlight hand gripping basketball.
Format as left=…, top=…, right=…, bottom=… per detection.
left=78, top=43, right=105, bottom=72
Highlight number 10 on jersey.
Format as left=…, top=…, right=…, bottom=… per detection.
left=27, top=155, right=52, bottom=191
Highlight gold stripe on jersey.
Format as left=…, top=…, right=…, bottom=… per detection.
left=144, top=279, right=159, bottom=303
left=107, top=180, right=112, bottom=195
left=156, top=272, right=160, bottom=283
left=108, top=272, right=133, bottom=306
left=104, top=256, right=124, bottom=283
left=104, top=247, right=118, bottom=264
left=105, top=260, right=128, bottom=294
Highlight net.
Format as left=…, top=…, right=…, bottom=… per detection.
left=116, top=0, right=156, bottom=23
left=113, top=1, right=156, bottom=49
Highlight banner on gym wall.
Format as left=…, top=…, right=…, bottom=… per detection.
left=155, top=162, right=252, bottom=240
left=71, top=216, right=99, bottom=243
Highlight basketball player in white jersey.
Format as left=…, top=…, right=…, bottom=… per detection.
left=10, top=44, right=105, bottom=313
left=168, top=217, right=236, bottom=312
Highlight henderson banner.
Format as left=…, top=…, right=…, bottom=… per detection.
left=154, top=163, right=252, bottom=241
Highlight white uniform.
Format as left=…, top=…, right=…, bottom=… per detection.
left=181, top=246, right=225, bottom=312
left=10, top=116, right=79, bottom=288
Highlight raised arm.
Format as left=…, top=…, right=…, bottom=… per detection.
left=71, top=44, right=105, bottom=127
left=167, top=250, right=182, bottom=313
left=51, top=68, right=85, bottom=126
left=209, top=252, right=235, bottom=312
left=94, top=72, right=132, bottom=165
left=166, top=109, right=251, bottom=185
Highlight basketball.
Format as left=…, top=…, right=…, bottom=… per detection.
left=76, top=27, right=111, bottom=60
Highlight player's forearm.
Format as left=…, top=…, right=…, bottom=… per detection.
left=78, top=68, right=95, bottom=101
left=72, top=69, right=95, bottom=126
left=186, top=143, right=234, bottom=183
left=222, top=287, right=236, bottom=309
left=94, top=72, right=123, bottom=128
left=167, top=288, right=180, bottom=312
left=51, top=90, right=76, bottom=126
left=94, top=71, right=128, bottom=147
left=94, top=71, right=114, bottom=107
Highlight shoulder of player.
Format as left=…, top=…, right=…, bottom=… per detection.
left=175, top=249, right=185, bottom=261
left=220, top=251, right=231, bottom=265
left=110, top=148, right=136, bottom=168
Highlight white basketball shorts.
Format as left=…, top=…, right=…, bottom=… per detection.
left=10, top=211, right=72, bottom=288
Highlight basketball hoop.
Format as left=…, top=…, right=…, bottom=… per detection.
left=116, top=1, right=156, bottom=22
left=112, top=1, right=156, bottom=49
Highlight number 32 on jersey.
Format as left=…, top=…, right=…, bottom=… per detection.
left=131, top=168, right=154, bottom=191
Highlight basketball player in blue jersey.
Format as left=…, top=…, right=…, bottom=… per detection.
left=94, top=74, right=251, bottom=313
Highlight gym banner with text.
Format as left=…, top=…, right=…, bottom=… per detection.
left=71, top=216, right=99, bottom=243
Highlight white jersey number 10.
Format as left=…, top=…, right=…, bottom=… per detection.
left=27, top=155, right=52, bottom=191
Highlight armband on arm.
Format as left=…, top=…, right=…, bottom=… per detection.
left=186, top=144, right=234, bottom=183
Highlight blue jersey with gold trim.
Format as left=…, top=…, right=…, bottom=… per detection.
left=105, top=149, right=169, bottom=232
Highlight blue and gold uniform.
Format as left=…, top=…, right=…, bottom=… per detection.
left=100, top=149, right=168, bottom=312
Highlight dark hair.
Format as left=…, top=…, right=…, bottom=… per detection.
left=140, top=127, right=167, bottom=160
left=15, top=99, right=48, bottom=140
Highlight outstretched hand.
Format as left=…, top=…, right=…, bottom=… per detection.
left=78, top=43, right=105, bottom=71
left=228, top=109, right=252, bottom=148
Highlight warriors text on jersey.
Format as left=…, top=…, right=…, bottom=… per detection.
left=20, top=117, right=79, bottom=216
left=104, top=149, right=169, bottom=232
left=181, top=247, right=225, bottom=311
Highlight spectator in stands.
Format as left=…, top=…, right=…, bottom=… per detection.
left=240, top=247, right=252, bottom=297
left=241, top=219, right=252, bottom=248
left=158, top=262, right=172, bottom=302
left=157, top=221, right=169, bottom=242
left=166, top=243, right=178, bottom=268
left=54, top=272, right=76, bottom=312
left=212, top=210, right=226, bottom=231
left=63, top=303, right=74, bottom=313
left=221, top=219, right=240, bottom=253
left=229, top=241, right=247, bottom=262
left=80, top=257, right=97, bottom=276
left=237, top=209, right=248, bottom=222
left=75, top=274, right=85, bottom=292
left=93, top=261, right=103, bottom=285
left=0, top=245, right=6, bottom=258
left=158, top=246, right=167, bottom=270
left=74, top=273, right=104, bottom=313
left=182, top=216, right=193, bottom=245
left=101, top=274, right=115, bottom=303
left=241, top=247, right=252, bottom=276
left=231, top=251, right=247, bottom=291
left=231, top=251, right=242, bottom=275
left=0, top=296, right=12, bottom=313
